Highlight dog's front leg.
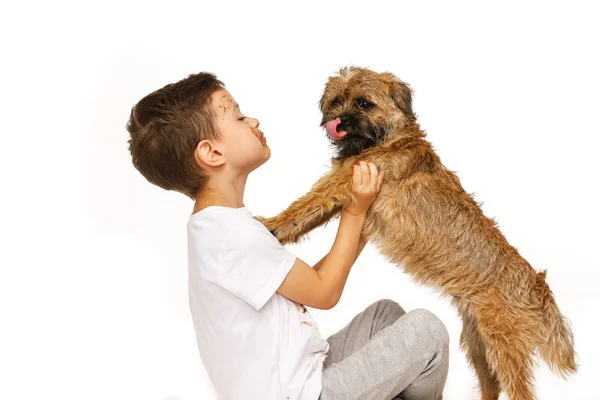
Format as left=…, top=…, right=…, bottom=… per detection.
left=256, top=163, right=353, bottom=245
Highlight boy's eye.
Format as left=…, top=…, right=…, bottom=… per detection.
left=238, top=116, right=246, bottom=121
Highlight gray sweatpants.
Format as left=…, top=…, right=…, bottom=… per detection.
left=318, top=299, right=449, bottom=400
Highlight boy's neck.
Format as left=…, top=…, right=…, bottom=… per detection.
left=192, top=172, right=247, bottom=214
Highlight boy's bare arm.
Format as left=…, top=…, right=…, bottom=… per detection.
left=313, top=211, right=367, bottom=306
left=276, top=212, right=368, bottom=310
left=275, top=161, right=383, bottom=310
left=313, top=234, right=368, bottom=273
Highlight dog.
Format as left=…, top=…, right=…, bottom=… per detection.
left=257, top=66, right=577, bottom=400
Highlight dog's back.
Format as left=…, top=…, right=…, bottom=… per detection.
left=361, top=132, right=577, bottom=398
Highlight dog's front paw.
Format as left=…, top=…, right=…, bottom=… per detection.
left=254, top=215, right=298, bottom=245
left=254, top=216, right=277, bottom=236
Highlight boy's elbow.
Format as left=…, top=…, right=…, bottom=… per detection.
left=323, top=293, right=340, bottom=310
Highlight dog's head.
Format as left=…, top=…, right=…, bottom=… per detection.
left=319, top=66, right=415, bottom=160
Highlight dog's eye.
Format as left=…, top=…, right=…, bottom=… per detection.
left=331, top=97, right=342, bottom=107
left=356, top=98, right=374, bottom=110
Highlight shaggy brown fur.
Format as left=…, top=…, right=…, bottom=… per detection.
left=258, top=66, right=577, bottom=400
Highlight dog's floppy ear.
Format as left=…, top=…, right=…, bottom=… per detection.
left=382, top=72, right=414, bottom=119
left=318, top=82, right=333, bottom=113
left=318, top=92, right=326, bottom=112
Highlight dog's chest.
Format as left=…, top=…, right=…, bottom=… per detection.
left=363, top=182, right=420, bottom=244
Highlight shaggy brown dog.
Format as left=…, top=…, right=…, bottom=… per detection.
left=258, top=66, right=576, bottom=400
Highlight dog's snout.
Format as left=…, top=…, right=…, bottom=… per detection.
left=339, top=116, right=349, bottom=128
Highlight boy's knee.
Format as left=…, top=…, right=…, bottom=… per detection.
left=407, top=308, right=449, bottom=351
left=374, top=298, right=406, bottom=314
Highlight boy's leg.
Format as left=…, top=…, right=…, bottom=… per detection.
left=319, top=299, right=449, bottom=400
left=322, top=299, right=407, bottom=367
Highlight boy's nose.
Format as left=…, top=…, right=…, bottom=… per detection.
left=248, top=117, right=259, bottom=128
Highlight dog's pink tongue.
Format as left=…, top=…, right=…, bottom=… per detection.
left=325, top=118, right=348, bottom=140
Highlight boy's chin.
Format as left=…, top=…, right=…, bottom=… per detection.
left=261, top=146, right=271, bottom=163
left=248, top=150, right=271, bottom=172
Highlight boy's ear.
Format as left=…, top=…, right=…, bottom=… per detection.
left=195, top=139, right=226, bottom=168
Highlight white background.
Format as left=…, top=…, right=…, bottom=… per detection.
left=1, top=1, right=599, bottom=399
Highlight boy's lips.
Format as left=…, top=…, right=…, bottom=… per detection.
left=252, top=128, right=267, bottom=145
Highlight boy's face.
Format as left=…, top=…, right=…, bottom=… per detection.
left=210, top=88, right=270, bottom=173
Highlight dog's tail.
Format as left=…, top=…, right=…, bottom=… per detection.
left=535, top=270, right=577, bottom=377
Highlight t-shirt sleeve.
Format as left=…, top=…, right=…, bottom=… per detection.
left=209, top=220, right=297, bottom=311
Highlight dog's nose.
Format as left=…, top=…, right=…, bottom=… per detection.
left=339, top=116, right=349, bottom=128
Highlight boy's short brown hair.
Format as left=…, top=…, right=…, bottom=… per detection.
left=126, top=72, right=224, bottom=200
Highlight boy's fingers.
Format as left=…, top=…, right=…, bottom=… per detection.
left=357, top=163, right=364, bottom=186
left=367, top=161, right=377, bottom=188
left=352, top=164, right=361, bottom=187
left=359, top=161, right=369, bottom=186
left=358, top=163, right=366, bottom=187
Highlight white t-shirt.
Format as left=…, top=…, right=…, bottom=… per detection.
left=187, top=205, right=330, bottom=400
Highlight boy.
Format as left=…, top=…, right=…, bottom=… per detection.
left=127, top=72, right=449, bottom=400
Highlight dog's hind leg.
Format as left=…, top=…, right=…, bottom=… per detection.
left=485, top=336, right=536, bottom=400
left=459, top=309, right=501, bottom=400
left=473, top=303, right=537, bottom=400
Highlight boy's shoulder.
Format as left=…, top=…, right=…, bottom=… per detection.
left=189, top=206, right=253, bottom=227
left=188, top=206, right=268, bottom=248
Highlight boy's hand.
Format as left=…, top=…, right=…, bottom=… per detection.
left=344, top=160, right=384, bottom=217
